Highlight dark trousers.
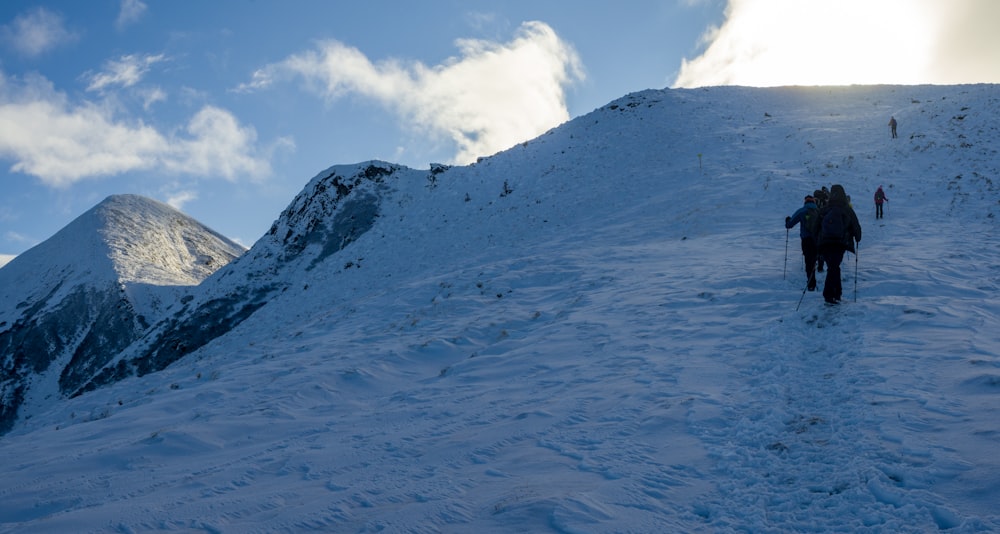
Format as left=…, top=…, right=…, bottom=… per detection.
left=875, top=203, right=884, bottom=219
left=820, top=245, right=847, bottom=302
left=801, top=238, right=818, bottom=288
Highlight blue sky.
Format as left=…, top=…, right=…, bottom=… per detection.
left=2, top=0, right=999, bottom=262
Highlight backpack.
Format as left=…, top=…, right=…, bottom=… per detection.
left=819, top=205, right=848, bottom=245
left=804, top=206, right=821, bottom=239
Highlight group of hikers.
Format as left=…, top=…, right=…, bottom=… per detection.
left=784, top=183, right=887, bottom=305
left=784, top=116, right=895, bottom=305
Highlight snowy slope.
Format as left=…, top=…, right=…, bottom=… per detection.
left=0, top=85, right=998, bottom=532
left=0, top=194, right=245, bottom=434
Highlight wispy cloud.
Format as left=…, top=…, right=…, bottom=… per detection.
left=85, top=53, right=166, bottom=92
left=0, top=72, right=276, bottom=187
left=4, top=230, right=33, bottom=244
left=673, top=0, right=1000, bottom=87
left=238, top=21, right=583, bottom=164
left=0, top=7, right=77, bottom=57
left=139, top=86, right=167, bottom=110
left=116, top=0, right=148, bottom=31
left=164, top=188, right=197, bottom=211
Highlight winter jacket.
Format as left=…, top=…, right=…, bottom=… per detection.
left=819, top=184, right=862, bottom=252
left=786, top=200, right=820, bottom=240
left=874, top=187, right=888, bottom=205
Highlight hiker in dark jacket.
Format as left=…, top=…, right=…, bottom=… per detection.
left=817, top=184, right=862, bottom=304
left=812, top=189, right=827, bottom=271
left=874, top=185, right=889, bottom=219
left=785, top=195, right=821, bottom=290
left=814, top=187, right=829, bottom=209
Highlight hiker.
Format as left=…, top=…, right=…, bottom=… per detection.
left=785, top=195, right=821, bottom=291
left=817, top=184, right=862, bottom=305
left=874, top=185, right=889, bottom=219
left=814, top=186, right=829, bottom=209
left=812, top=189, right=825, bottom=209
left=889, top=116, right=898, bottom=138
left=812, top=189, right=827, bottom=271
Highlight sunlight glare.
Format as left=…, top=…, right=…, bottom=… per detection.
left=675, top=0, right=941, bottom=87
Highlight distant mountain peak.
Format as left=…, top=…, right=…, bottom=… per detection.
left=93, top=194, right=245, bottom=287
left=0, top=194, right=246, bottom=435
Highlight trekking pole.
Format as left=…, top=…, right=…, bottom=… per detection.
left=854, top=241, right=859, bottom=302
left=795, top=271, right=815, bottom=311
left=783, top=229, right=789, bottom=280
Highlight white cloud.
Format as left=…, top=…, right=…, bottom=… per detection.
left=463, top=12, right=499, bottom=33
left=162, top=106, right=271, bottom=182
left=0, top=254, right=16, bottom=268
left=164, top=189, right=197, bottom=211
left=140, top=87, right=168, bottom=110
left=85, top=53, right=166, bottom=92
left=116, top=0, right=148, bottom=30
left=0, top=72, right=273, bottom=186
left=0, top=7, right=77, bottom=57
left=4, top=230, right=32, bottom=243
left=239, top=21, right=584, bottom=164
left=673, top=0, right=1000, bottom=88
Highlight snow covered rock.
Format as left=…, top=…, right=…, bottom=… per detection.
left=0, top=194, right=244, bottom=434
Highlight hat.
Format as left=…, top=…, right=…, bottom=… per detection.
left=804, top=195, right=815, bottom=203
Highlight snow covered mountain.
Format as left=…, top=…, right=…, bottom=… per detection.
left=0, top=194, right=244, bottom=434
left=0, top=85, right=998, bottom=532
left=75, top=162, right=437, bottom=394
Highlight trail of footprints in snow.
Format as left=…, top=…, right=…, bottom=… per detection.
left=692, top=306, right=896, bottom=527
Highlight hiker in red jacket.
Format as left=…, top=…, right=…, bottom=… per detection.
left=874, top=185, right=889, bottom=219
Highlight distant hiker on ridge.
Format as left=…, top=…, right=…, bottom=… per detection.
left=817, top=184, right=862, bottom=305
left=785, top=195, right=821, bottom=291
left=874, top=185, right=889, bottom=219
left=889, top=116, right=898, bottom=138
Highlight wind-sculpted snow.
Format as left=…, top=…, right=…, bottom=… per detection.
left=1, top=86, right=999, bottom=532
